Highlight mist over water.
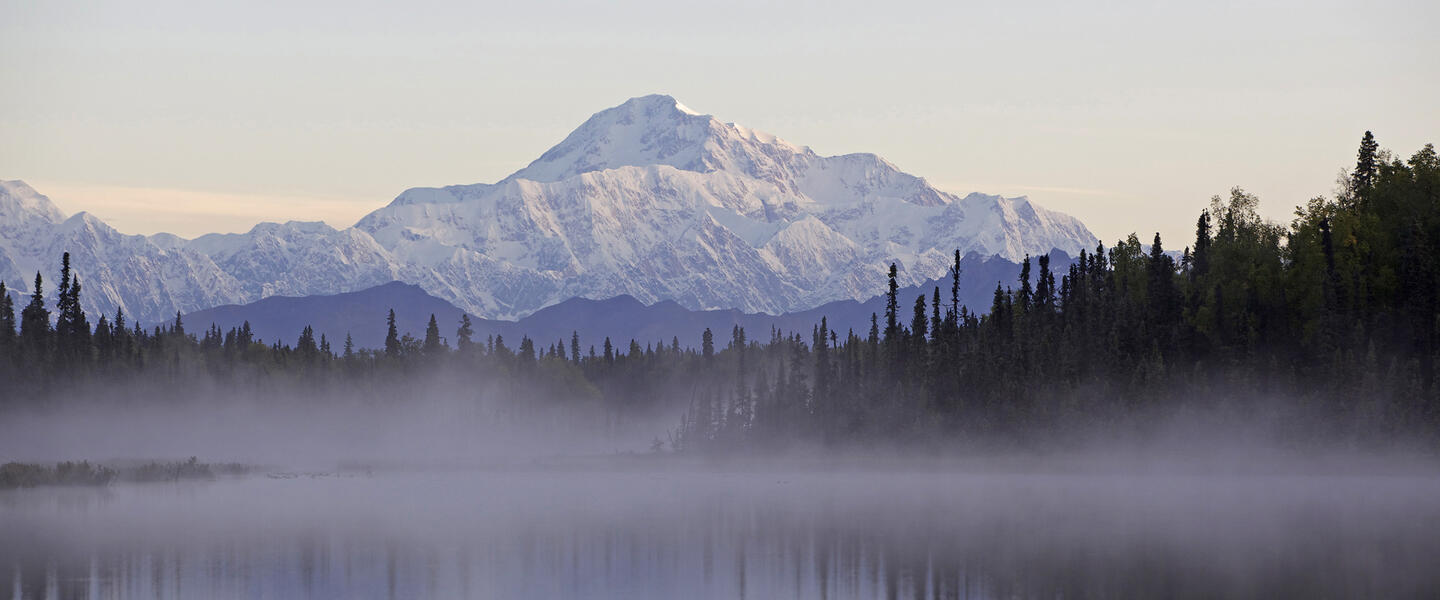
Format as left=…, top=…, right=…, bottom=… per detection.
left=3, top=385, right=1440, bottom=599
left=4, top=463, right=1440, bottom=599
left=0, top=376, right=662, bottom=467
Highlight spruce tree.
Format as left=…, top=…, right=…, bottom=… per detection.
left=384, top=309, right=401, bottom=358
left=456, top=314, right=474, bottom=354
left=55, top=253, right=74, bottom=358
left=931, top=286, right=942, bottom=339
left=1017, top=255, right=1033, bottom=314
left=911, top=294, right=927, bottom=343
left=519, top=336, right=535, bottom=365
left=1192, top=210, right=1212, bottom=281
left=571, top=331, right=581, bottom=363
left=64, top=276, right=89, bottom=362
left=112, top=308, right=128, bottom=359
left=950, top=250, right=962, bottom=324
left=423, top=314, right=443, bottom=354
left=0, top=281, right=14, bottom=358
left=907, top=294, right=928, bottom=386
left=19, top=272, right=50, bottom=361
left=885, top=263, right=900, bottom=340
left=701, top=328, right=714, bottom=359
left=990, top=283, right=1009, bottom=335
left=91, top=314, right=112, bottom=363
left=813, top=317, right=830, bottom=432
left=1147, top=233, right=1180, bottom=353
left=1352, top=130, right=1379, bottom=196
left=1035, top=254, right=1055, bottom=314
left=297, top=325, right=318, bottom=359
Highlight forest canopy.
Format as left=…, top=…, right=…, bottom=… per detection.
left=1, top=133, right=1436, bottom=451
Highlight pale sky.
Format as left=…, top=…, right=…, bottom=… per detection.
left=3, top=0, right=1437, bottom=247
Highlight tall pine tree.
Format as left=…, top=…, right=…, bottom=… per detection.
left=423, top=314, right=444, bottom=355
left=19, top=272, right=50, bottom=363
left=456, top=314, right=474, bottom=354
left=0, top=280, right=14, bottom=360
left=384, top=309, right=401, bottom=358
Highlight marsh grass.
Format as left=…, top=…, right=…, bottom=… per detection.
left=0, top=457, right=252, bottom=489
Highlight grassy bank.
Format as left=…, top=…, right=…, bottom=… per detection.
left=0, top=457, right=251, bottom=490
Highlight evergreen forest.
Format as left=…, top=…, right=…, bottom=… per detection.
left=1, top=133, right=1437, bottom=451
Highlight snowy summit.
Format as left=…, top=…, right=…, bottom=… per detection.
left=0, top=94, right=1097, bottom=323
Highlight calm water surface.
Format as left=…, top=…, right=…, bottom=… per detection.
left=3, top=464, right=1439, bottom=599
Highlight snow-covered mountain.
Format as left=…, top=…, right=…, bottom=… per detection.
left=354, top=94, right=1095, bottom=318
left=0, top=94, right=1097, bottom=324
left=0, top=180, right=242, bottom=322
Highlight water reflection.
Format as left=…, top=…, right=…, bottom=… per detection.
left=4, top=467, right=1439, bottom=599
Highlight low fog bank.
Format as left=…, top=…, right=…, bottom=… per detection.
left=0, top=372, right=672, bottom=469
left=1, top=370, right=1436, bottom=479
left=4, top=372, right=1439, bottom=598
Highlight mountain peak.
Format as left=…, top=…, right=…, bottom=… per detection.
left=0, top=179, right=66, bottom=225
left=500, top=93, right=821, bottom=188
left=503, top=94, right=721, bottom=183
left=0, top=97, right=1101, bottom=326
left=620, top=93, right=703, bottom=116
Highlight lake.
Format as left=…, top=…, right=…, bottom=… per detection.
left=3, top=460, right=1439, bottom=599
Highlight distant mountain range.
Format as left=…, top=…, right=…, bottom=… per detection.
left=188, top=251, right=1064, bottom=351
left=1, top=94, right=1096, bottom=326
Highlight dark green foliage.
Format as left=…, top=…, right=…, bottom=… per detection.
left=384, top=309, right=400, bottom=358
left=19, top=272, right=50, bottom=371
left=951, top=250, right=962, bottom=319
left=1017, top=255, right=1033, bottom=314
left=1353, top=130, right=1380, bottom=195
left=0, top=280, right=14, bottom=367
left=457, top=314, right=475, bottom=354
left=0, top=461, right=115, bottom=489
left=519, top=336, right=536, bottom=365
left=0, top=458, right=254, bottom=489
left=127, top=457, right=216, bottom=483
left=885, top=264, right=899, bottom=339
left=52, top=253, right=91, bottom=367
left=910, top=294, right=927, bottom=343
left=423, top=314, right=444, bottom=355
left=297, top=325, right=318, bottom=356
left=0, top=134, right=1436, bottom=451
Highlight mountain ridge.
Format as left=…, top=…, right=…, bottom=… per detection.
left=2, top=93, right=1097, bottom=324
left=186, top=251, right=1058, bottom=351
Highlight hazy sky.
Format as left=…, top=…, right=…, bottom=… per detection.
left=2, top=0, right=1437, bottom=245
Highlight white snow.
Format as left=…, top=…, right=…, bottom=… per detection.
left=673, top=99, right=701, bottom=116
left=0, top=94, right=1098, bottom=323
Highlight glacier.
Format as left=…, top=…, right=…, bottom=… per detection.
left=0, top=94, right=1097, bottom=324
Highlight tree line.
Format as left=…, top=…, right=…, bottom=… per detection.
left=1, top=133, right=1436, bottom=449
